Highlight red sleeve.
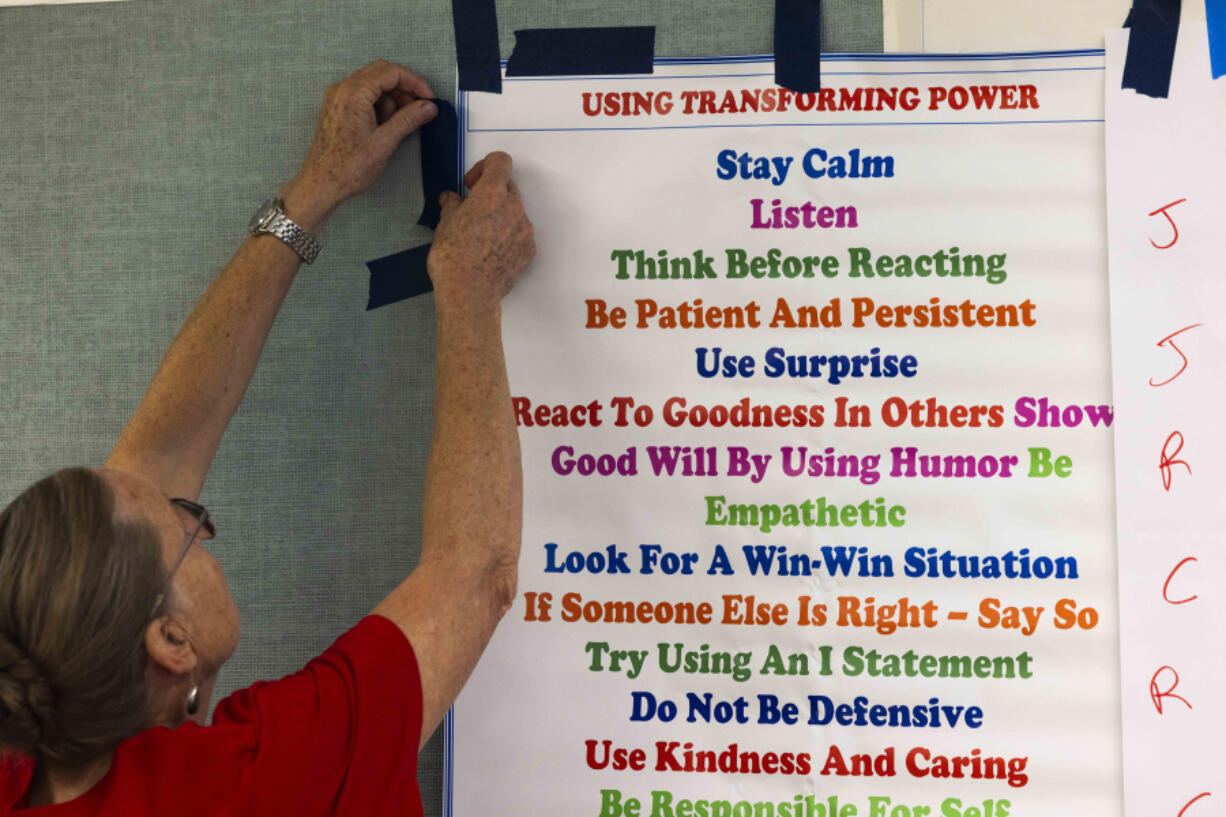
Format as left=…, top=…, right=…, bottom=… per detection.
left=212, top=615, right=423, bottom=816
left=0, top=753, right=34, bottom=813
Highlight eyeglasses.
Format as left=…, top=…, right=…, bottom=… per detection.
left=152, top=498, right=216, bottom=615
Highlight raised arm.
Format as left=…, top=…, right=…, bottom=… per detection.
left=373, top=152, right=535, bottom=749
left=106, top=60, right=439, bottom=500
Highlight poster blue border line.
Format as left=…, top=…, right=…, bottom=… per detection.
left=462, top=51, right=1106, bottom=135
left=443, top=75, right=463, bottom=817
left=443, top=46, right=1105, bottom=817
left=500, top=68, right=1107, bottom=82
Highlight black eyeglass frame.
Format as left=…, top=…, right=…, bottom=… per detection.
left=151, top=498, right=216, bottom=616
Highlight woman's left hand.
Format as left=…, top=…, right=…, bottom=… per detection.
left=285, top=60, right=439, bottom=226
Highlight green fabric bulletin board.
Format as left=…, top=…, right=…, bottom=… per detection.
left=0, top=2, right=880, bottom=811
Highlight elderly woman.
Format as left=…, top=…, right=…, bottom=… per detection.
left=0, top=60, right=533, bottom=814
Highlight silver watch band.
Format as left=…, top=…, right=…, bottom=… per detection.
left=249, top=198, right=321, bottom=264
left=264, top=211, right=321, bottom=264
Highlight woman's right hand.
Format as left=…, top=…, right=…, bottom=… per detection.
left=427, top=151, right=536, bottom=316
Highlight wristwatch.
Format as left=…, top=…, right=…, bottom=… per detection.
left=248, top=198, right=321, bottom=264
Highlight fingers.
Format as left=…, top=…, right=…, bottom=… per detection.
left=376, top=94, right=397, bottom=124
left=439, top=191, right=463, bottom=219
left=369, top=99, right=439, bottom=156
left=472, top=151, right=513, bottom=191
left=400, top=99, right=439, bottom=132
left=352, top=59, right=435, bottom=105
left=463, top=159, right=486, bottom=190
left=464, top=152, right=517, bottom=198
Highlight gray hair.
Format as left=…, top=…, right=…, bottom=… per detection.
left=0, top=468, right=165, bottom=764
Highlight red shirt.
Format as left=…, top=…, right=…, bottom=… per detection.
left=0, top=615, right=423, bottom=816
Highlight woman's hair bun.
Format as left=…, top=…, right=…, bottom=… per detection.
left=0, top=631, right=55, bottom=753
left=0, top=468, right=167, bottom=764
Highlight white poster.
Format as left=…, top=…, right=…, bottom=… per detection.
left=450, top=52, right=1119, bottom=817
left=1106, top=22, right=1226, bottom=817
left=881, top=0, right=1137, bottom=53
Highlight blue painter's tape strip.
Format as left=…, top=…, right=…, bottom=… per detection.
left=774, top=0, right=821, bottom=93
left=1206, top=0, right=1226, bottom=78
left=364, top=99, right=456, bottom=308
left=418, top=98, right=460, bottom=231
left=1122, top=0, right=1181, bottom=97
left=366, top=244, right=433, bottom=310
left=505, top=27, right=655, bottom=76
left=452, top=0, right=501, bottom=93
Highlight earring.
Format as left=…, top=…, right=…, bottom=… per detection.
left=186, top=683, right=200, bottom=716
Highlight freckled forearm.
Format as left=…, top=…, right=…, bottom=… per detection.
left=107, top=179, right=337, bottom=499
left=421, top=301, right=523, bottom=584
left=395, top=298, right=522, bottom=746
left=108, top=59, right=441, bottom=499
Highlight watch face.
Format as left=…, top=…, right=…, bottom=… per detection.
left=248, top=199, right=279, bottom=233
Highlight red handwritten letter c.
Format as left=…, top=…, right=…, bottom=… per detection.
left=1177, top=792, right=1211, bottom=817
left=1163, top=557, right=1199, bottom=605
